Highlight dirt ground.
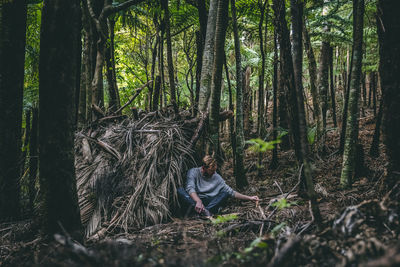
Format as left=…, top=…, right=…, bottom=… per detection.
left=1, top=111, right=399, bottom=266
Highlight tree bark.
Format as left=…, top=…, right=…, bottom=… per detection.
left=329, top=46, right=337, bottom=127
left=161, top=0, right=179, bottom=115
left=198, top=0, right=218, bottom=113
left=209, top=0, right=229, bottom=156
left=257, top=0, right=267, bottom=138
left=340, top=0, right=364, bottom=188
left=29, top=107, right=38, bottom=214
left=377, top=0, right=400, bottom=188
left=39, top=0, right=82, bottom=235
left=290, top=0, right=322, bottom=228
left=231, top=0, right=248, bottom=189
left=0, top=0, right=27, bottom=221
left=269, top=27, right=279, bottom=170
left=303, top=19, right=322, bottom=134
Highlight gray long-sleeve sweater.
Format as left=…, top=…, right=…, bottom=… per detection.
left=185, top=167, right=235, bottom=198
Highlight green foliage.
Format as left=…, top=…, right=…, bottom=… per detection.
left=307, top=125, right=317, bottom=145
left=243, top=237, right=268, bottom=254
left=211, top=213, right=238, bottom=225
left=271, top=198, right=297, bottom=210
left=271, top=222, right=287, bottom=237
left=246, top=138, right=281, bottom=153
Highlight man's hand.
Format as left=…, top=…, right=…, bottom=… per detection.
left=248, top=196, right=259, bottom=201
left=195, top=200, right=205, bottom=213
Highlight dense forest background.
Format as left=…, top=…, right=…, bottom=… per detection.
left=0, top=0, right=399, bottom=266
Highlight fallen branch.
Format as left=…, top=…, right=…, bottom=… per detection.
left=79, top=134, right=121, bottom=160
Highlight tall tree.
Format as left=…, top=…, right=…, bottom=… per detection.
left=257, top=0, right=267, bottom=138
left=0, top=0, right=27, bottom=221
left=340, top=0, right=364, bottom=188
left=290, top=0, right=322, bottom=227
left=39, top=0, right=82, bottom=235
left=231, top=0, right=248, bottom=189
left=198, top=0, right=218, bottom=113
left=317, top=0, right=330, bottom=141
left=209, top=0, right=229, bottom=155
left=303, top=19, right=322, bottom=134
left=377, top=0, right=400, bottom=188
left=161, top=0, right=179, bottom=114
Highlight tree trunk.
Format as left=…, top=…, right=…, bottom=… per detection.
left=257, top=0, right=267, bottom=138
left=152, top=76, right=161, bottom=111
left=243, top=66, right=252, bottom=136
left=224, top=55, right=236, bottom=172
left=290, top=0, right=322, bottom=228
left=340, top=0, right=364, bottom=188
left=161, top=0, right=178, bottom=114
left=317, top=0, right=330, bottom=139
left=29, top=107, right=38, bottom=214
left=198, top=0, right=218, bottom=113
left=273, top=0, right=301, bottom=160
left=0, top=0, right=27, bottom=221
left=20, top=110, right=31, bottom=182
left=303, top=19, right=322, bottom=134
left=209, top=0, right=229, bottom=156
left=231, top=0, right=248, bottom=189
left=377, top=0, right=400, bottom=188
left=372, top=71, right=377, bottom=116
left=329, top=46, right=337, bottom=127
left=105, top=18, right=120, bottom=113
left=39, top=0, right=82, bottom=235
left=269, top=27, right=279, bottom=170
left=369, top=94, right=383, bottom=157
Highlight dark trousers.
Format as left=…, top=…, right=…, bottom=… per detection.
left=177, top=187, right=230, bottom=214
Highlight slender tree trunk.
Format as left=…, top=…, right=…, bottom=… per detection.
left=377, top=0, right=400, bottom=188
left=224, top=55, right=236, bottom=171
left=362, top=72, right=367, bottom=107
left=340, top=0, right=364, bottom=188
left=257, top=0, right=267, bottom=138
left=161, top=0, right=178, bottom=115
left=39, top=0, right=82, bottom=235
left=199, top=0, right=218, bottom=113
left=209, top=0, right=229, bottom=156
left=105, top=18, right=120, bottom=113
left=340, top=48, right=354, bottom=153
left=329, top=46, right=337, bottom=127
left=243, top=66, right=252, bottom=136
left=0, top=0, right=27, bottom=221
left=368, top=72, right=372, bottom=107
left=269, top=27, right=279, bottom=170
left=231, top=0, right=248, bottom=189
left=370, top=94, right=383, bottom=157
left=152, top=76, right=161, bottom=111
left=20, top=110, right=31, bottom=181
left=273, top=0, right=301, bottom=160
left=317, top=0, right=330, bottom=139
left=372, top=72, right=377, bottom=116
left=290, top=0, right=322, bottom=228
left=278, top=61, right=290, bottom=150
left=29, top=107, right=38, bottom=214
left=303, top=19, right=322, bottom=133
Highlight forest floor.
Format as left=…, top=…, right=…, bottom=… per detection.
left=1, top=109, right=399, bottom=266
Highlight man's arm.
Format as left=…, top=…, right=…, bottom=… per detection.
left=234, top=192, right=259, bottom=201
left=190, top=192, right=205, bottom=213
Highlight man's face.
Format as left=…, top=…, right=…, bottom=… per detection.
left=203, top=164, right=217, bottom=178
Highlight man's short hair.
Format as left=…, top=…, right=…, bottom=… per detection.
left=202, top=155, right=216, bottom=168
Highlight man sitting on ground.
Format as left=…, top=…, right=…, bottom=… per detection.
left=178, top=155, right=259, bottom=217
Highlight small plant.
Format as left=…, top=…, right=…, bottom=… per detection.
left=211, top=213, right=238, bottom=225
left=270, top=222, right=287, bottom=238
left=246, top=138, right=281, bottom=153
left=271, top=198, right=297, bottom=210
left=307, top=125, right=317, bottom=145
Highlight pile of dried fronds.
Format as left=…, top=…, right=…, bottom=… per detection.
left=74, top=112, right=195, bottom=238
